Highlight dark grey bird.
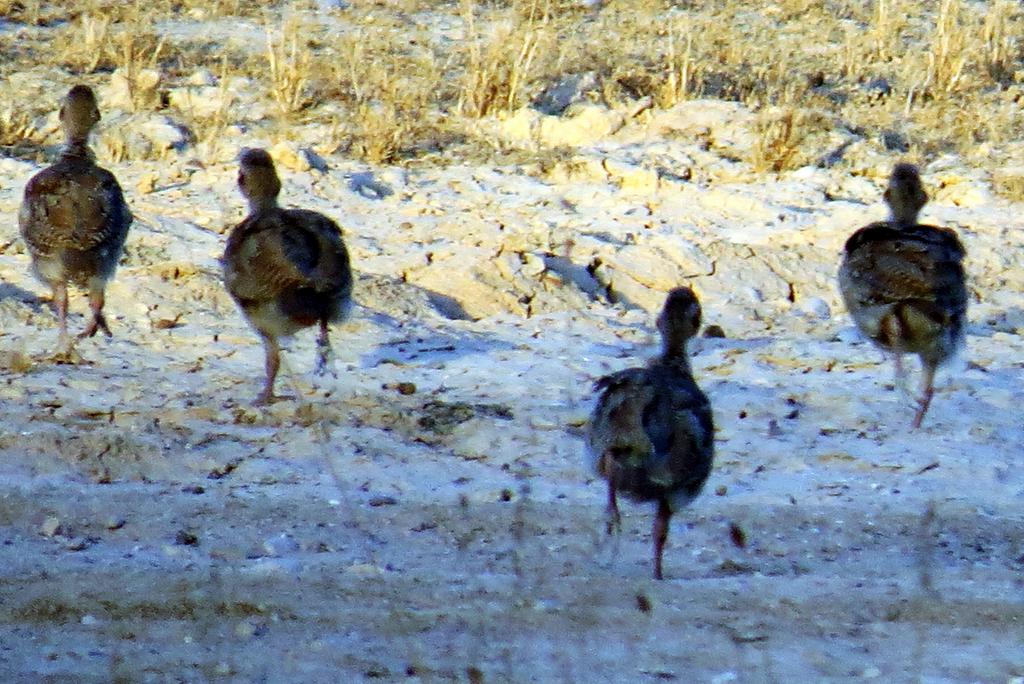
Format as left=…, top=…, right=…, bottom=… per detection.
left=838, top=163, right=967, bottom=428
left=585, top=287, right=715, bottom=580
left=19, top=84, right=132, bottom=345
left=222, top=148, right=353, bottom=405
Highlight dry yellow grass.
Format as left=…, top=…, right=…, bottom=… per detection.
left=0, top=0, right=1022, bottom=168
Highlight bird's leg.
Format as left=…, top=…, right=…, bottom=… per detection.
left=255, top=335, right=281, bottom=405
left=912, top=362, right=936, bottom=429
left=605, top=482, right=621, bottom=536
left=892, top=352, right=910, bottom=396
left=50, top=282, right=81, bottom=362
left=53, top=282, right=70, bottom=346
left=314, top=320, right=337, bottom=377
left=652, top=499, right=672, bottom=580
left=78, top=285, right=111, bottom=339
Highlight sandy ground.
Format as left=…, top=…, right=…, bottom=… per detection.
left=0, top=112, right=1023, bottom=682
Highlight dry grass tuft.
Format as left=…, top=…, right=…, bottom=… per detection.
left=321, top=28, right=448, bottom=164
left=982, top=0, right=1020, bottom=84
left=751, top=109, right=805, bottom=174
left=924, top=0, right=968, bottom=94
left=457, top=0, right=546, bottom=118
left=657, top=21, right=699, bottom=108
left=264, top=16, right=314, bottom=118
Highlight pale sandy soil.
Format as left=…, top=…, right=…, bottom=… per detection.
left=0, top=74, right=1023, bottom=684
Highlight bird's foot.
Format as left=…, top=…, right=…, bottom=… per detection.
left=313, top=342, right=338, bottom=379
left=50, top=346, right=84, bottom=365
left=253, top=389, right=281, bottom=406
left=605, top=508, right=622, bottom=536
left=50, top=332, right=83, bottom=364
left=78, top=314, right=112, bottom=340
left=911, top=385, right=935, bottom=429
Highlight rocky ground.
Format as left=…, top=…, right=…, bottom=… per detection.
left=1, top=38, right=1024, bottom=684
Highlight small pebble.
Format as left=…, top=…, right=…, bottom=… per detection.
left=175, top=529, right=199, bottom=547
left=39, top=516, right=61, bottom=537
left=263, top=533, right=300, bottom=557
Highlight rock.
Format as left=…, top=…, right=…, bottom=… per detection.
left=602, top=158, right=659, bottom=193
left=174, top=529, right=199, bottom=546
left=836, top=326, right=864, bottom=344
left=796, top=296, right=831, bottom=319
left=991, top=166, right=1024, bottom=200
left=100, top=67, right=161, bottom=111
left=861, top=77, right=892, bottom=99
left=929, top=170, right=993, bottom=208
left=540, top=255, right=604, bottom=298
left=187, top=68, right=217, bottom=87
left=497, top=107, right=540, bottom=145
left=263, top=533, right=300, bottom=557
left=168, top=85, right=234, bottom=118
left=136, top=172, right=158, bottom=194
left=537, top=104, right=624, bottom=147
left=104, top=517, right=126, bottom=530
left=880, top=129, right=909, bottom=152
left=541, top=156, right=607, bottom=184
left=497, top=104, right=625, bottom=148
left=533, top=72, right=599, bottom=115
left=405, top=256, right=515, bottom=318
left=96, top=112, right=191, bottom=160
left=39, top=516, right=61, bottom=537
left=647, top=100, right=758, bottom=159
left=591, top=262, right=665, bottom=311
left=270, top=140, right=329, bottom=173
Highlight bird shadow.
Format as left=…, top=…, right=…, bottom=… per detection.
left=0, top=281, right=47, bottom=313
left=967, top=307, right=1024, bottom=339
left=359, top=326, right=518, bottom=368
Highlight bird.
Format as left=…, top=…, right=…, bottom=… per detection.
left=585, top=287, right=715, bottom=580
left=838, top=162, right=967, bottom=428
left=18, top=84, right=133, bottom=348
left=222, top=148, right=354, bottom=405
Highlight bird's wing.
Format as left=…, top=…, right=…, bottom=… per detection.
left=224, top=209, right=350, bottom=303
left=841, top=223, right=965, bottom=308
left=587, top=368, right=656, bottom=467
left=19, top=161, right=132, bottom=256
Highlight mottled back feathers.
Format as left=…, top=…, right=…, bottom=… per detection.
left=586, top=288, right=715, bottom=511
left=222, top=148, right=353, bottom=337
left=839, top=167, right=967, bottom=363
left=19, top=86, right=132, bottom=287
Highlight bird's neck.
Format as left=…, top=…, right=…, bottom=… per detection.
left=247, top=196, right=279, bottom=213
left=660, top=337, right=692, bottom=370
left=61, top=137, right=93, bottom=160
left=888, top=207, right=920, bottom=228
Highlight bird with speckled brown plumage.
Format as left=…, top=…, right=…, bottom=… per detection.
left=585, top=287, right=715, bottom=580
left=839, top=163, right=967, bottom=428
left=222, top=148, right=353, bottom=405
left=19, top=85, right=132, bottom=348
